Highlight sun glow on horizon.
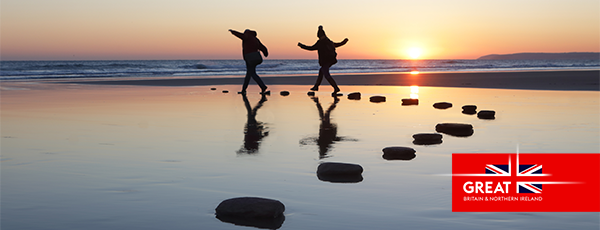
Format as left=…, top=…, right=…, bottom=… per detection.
left=408, top=47, right=423, bottom=59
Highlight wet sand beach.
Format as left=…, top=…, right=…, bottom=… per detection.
left=1, top=70, right=599, bottom=230
left=64, top=70, right=600, bottom=91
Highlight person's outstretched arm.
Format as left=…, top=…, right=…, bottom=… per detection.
left=334, top=38, right=349, bottom=48
left=229, top=29, right=244, bottom=39
left=298, top=41, right=319, bottom=51
left=257, top=39, right=269, bottom=57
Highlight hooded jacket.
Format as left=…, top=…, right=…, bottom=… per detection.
left=230, top=29, right=269, bottom=57
left=299, top=26, right=347, bottom=66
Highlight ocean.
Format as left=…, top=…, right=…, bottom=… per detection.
left=1, top=59, right=599, bottom=81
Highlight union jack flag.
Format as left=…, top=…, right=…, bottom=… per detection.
left=517, top=182, right=543, bottom=193
left=485, top=164, right=510, bottom=175
left=519, top=164, right=542, bottom=175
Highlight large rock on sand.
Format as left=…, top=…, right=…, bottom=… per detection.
left=462, top=105, right=477, bottom=115
left=435, top=123, right=474, bottom=137
left=402, top=98, right=419, bottom=105
left=412, top=133, right=443, bottom=145
left=370, top=96, right=386, bottom=103
left=433, top=102, right=453, bottom=109
left=280, top=91, right=290, bottom=96
left=382, top=146, right=416, bottom=160
left=317, top=162, right=363, bottom=183
left=477, top=110, right=496, bottom=120
left=347, top=92, right=361, bottom=100
left=216, top=197, right=285, bottom=229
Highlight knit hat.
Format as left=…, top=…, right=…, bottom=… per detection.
left=244, top=29, right=257, bottom=37
left=317, top=25, right=326, bottom=38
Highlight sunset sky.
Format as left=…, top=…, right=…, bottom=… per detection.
left=1, top=0, right=598, bottom=60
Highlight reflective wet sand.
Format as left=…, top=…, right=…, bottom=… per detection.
left=2, top=82, right=599, bottom=229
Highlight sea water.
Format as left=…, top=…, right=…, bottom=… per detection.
left=1, top=83, right=598, bottom=229
left=1, top=59, right=599, bottom=80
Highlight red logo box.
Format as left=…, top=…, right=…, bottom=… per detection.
left=452, top=153, right=600, bottom=212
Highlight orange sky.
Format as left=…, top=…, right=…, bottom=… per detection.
left=1, top=0, right=598, bottom=60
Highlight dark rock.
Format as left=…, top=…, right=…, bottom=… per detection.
left=280, top=91, right=290, bottom=96
left=332, top=92, right=343, bottom=97
left=222, top=90, right=229, bottom=93
left=216, top=197, right=285, bottom=219
left=347, top=92, right=361, bottom=100
left=317, top=162, right=363, bottom=176
left=211, top=88, right=217, bottom=90
left=462, top=105, right=477, bottom=115
left=216, top=197, right=285, bottom=229
left=412, top=133, right=443, bottom=145
left=462, top=110, right=477, bottom=115
left=382, top=146, right=416, bottom=160
left=435, top=123, right=474, bottom=137
left=370, top=96, right=386, bottom=103
left=317, top=162, right=364, bottom=183
left=402, top=98, right=419, bottom=105
left=462, top=105, right=477, bottom=111
left=477, top=110, right=496, bottom=119
left=433, top=102, right=453, bottom=109
left=307, top=91, right=315, bottom=96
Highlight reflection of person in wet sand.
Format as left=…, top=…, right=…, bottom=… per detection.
left=238, top=94, right=269, bottom=154
left=300, top=95, right=356, bottom=159
left=298, top=25, right=348, bottom=94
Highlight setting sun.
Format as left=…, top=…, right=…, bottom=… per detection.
left=408, top=48, right=422, bottom=59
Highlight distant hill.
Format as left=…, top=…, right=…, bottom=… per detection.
left=477, top=52, right=599, bottom=60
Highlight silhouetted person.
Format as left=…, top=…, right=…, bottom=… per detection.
left=238, top=94, right=269, bottom=154
left=229, top=29, right=270, bottom=95
left=298, top=25, right=348, bottom=94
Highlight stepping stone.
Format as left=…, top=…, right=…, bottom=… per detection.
left=280, top=91, right=290, bottom=96
left=370, top=96, right=386, bottom=103
left=222, top=90, right=229, bottom=93
left=433, top=102, right=453, bottom=109
left=462, top=105, right=477, bottom=111
left=477, top=110, right=496, bottom=120
left=382, top=146, right=416, bottom=160
left=332, top=92, right=343, bottom=97
left=307, top=91, right=315, bottom=96
left=211, top=88, right=217, bottom=90
left=462, top=105, right=477, bottom=115
left=317, top=162, right=363, bottom=183
left=347, top=92, right=361, bottom=100
left=435, top=123, right=474, bottom=137
left=216, top=197, right=285, bottom=229
left=402, top=98, right=419, bottom=105
left=412, top=133, right=443, bottom=145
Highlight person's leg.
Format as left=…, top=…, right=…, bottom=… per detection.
left=322, top=65, right=340, bottom=92
left=311, top=68, right=324, bottom=91
left=241, top=52, right=266, bottom=93
left=251, top=69, right=267, bottom=92
left=241, top=61, right=253, bottom=93
left=247, top=52, right=268, bottom=93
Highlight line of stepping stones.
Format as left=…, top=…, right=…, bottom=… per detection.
left=212, top=88, right=496, bottom=229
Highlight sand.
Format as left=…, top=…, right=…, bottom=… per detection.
left=62, top=70, right=600, bottom=91
left=2, top=71, right=599, bottom=229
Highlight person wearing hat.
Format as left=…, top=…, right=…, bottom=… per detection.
left=298, top=25, right=349, bottom=94
left=229, top=29, right=270, bottom=95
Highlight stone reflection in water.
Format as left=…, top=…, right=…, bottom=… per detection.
left=300, top=95, right=357, bottom=159
left=238, top=94, right=269, bottom=154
